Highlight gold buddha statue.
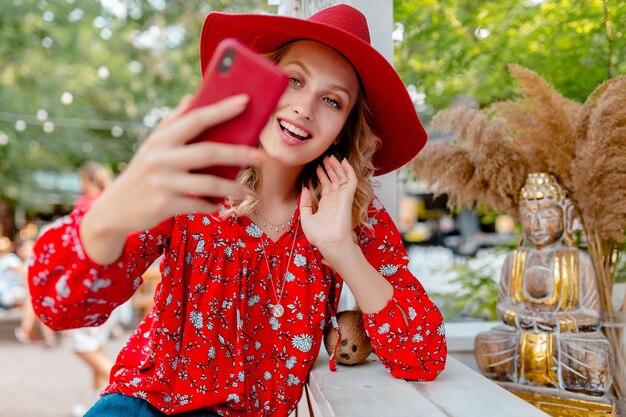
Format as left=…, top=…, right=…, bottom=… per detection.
left=475, top=173, right=612, bottom=396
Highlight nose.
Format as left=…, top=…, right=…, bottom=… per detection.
left=291, top=93, right=315, bottom=120
left=530, top=214, right=542, bottom=231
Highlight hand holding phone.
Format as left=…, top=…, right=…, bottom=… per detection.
left=80, top=94, right=260, bottom=264
left=186, top=38, right=288, bottom=180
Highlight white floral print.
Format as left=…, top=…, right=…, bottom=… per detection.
left=291, top=334, right=313, bottom=352
left=29, top=197, right=446, bottom=417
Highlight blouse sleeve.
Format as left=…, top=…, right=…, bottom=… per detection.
left=28, top=208, right=173, bottom=331
left=357, top=197, right=447, bottom=381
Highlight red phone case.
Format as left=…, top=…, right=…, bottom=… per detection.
left=187, top=38, right=288, bottom=181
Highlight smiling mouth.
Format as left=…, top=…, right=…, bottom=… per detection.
left=279, top=120, right=311, bottom=141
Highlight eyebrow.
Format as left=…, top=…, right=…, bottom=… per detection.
left=285, top=60, right=353, bottom=102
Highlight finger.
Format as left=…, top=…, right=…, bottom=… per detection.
left=328, top=155, right=349, bottom=185
left=162, top=142, right=263, bottom=172
left=163, top=172, right=251, bottom=200
left=160, top=95, right=194, bottom=129
left=154, top=94, right=250, bottom=146
left=342, top=158, right=357, bottom=187
left=316, top=165, right=332, bottom=191
left=300, top=187, right=313, bottom=219
left=323, top=156, right=340, bottom=185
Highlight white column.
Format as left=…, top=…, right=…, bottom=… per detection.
left=348, top=0, right=398, bottom=223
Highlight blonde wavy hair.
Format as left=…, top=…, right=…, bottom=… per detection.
left=224, top=42, right=379, bottom=229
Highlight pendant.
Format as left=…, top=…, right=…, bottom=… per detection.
left=272, top=304, right=284, bottom=318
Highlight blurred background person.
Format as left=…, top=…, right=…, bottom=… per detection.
left=74, top=161, right=113, bottom=210
left=14, top=236, right=57, bottom=347
left=0, top=236, right=26, bottom=310
left=67, top=161, right=122, bottom=417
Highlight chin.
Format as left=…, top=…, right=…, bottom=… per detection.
left=265, top=151, right=306, bottom=169
left=530, top=238, right=557, bottom=248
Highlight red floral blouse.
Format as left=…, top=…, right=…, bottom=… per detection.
left=29, top=197, right=446, bottom=416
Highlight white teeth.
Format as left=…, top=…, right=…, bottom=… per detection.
left=279, top=120, right=310, bottom=139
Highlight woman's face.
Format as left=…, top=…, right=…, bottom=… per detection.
left=259, top=40, right=359, bottom=169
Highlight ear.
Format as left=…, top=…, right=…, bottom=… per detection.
left=563, top=199, right=578, bottom=246
left=564, top=199, right=577, bottom=232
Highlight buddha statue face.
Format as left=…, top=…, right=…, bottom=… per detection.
left=519, top=173, right=568, bottom=249
left=520, top=199, right=564, bottom=248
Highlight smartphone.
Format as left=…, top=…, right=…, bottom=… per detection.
left=186, top=38, right=288, bottom=181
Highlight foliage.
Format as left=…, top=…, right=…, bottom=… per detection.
left=3, top=0, right=624, bottom=214
left=0, top=0, right=275, bottom=212
left=431, top=257, right=500, bottom=322
left=394, top=0, right=626, bottom=120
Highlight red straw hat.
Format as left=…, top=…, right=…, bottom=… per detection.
left=200, top=4, right=427, bottom=176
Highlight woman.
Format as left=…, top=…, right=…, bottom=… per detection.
left=69, top=161, right=122, bottom=416
left=74, top=161, right=113, bottom=210
left=29, top=5, right=446, bottom=417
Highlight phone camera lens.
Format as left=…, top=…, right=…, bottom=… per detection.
left=219, top=49, right=236, bottom=73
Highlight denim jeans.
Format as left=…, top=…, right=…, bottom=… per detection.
left=84, top=394, right=220, bottom=417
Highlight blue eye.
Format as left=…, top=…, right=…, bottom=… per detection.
left=289, top=77, right=302, bottom=86
left=323, top=97, right=340, bottom=108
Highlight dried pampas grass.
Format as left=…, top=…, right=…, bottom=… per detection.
left=410, top=65, right=624, bottom=243
left=573, top=76, right=626, bottom=243
left=411, top=106, right=529, bottom=215
left=411, top=144, right=476, bottom=209
left=491, top=65, right=581, bottom=191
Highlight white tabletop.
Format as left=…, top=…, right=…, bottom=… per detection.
left=308, top=352, right=549, bottom=417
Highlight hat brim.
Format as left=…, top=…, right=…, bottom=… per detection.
left=200, top=11, right=427, bottom=176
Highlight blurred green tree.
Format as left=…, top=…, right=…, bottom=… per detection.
left=394, top=0, right=625, bottom=120
left=2, top=0, right=624, bottom=222
left=0, top=0, right=274, bottom=219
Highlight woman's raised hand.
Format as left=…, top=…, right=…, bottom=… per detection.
left=300, top=155, right=358, bottom=263
left=80, top=94, right=262, bottom=264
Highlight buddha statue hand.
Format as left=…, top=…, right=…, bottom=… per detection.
left=505, top=309, right=582, bottom=333
left=503, top=308, right=547, bottom=330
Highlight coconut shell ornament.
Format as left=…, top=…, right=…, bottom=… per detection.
left=324, top=310, right=373, bottom=366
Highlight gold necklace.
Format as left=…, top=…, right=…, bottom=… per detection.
left=261, top=219, right=299, bottom=318
left=254, top=205, right=297, bottom=234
